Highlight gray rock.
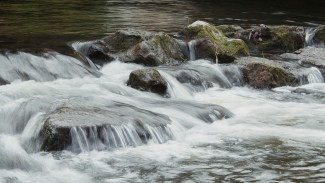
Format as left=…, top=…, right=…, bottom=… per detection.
left=280, top=47, right=325, bottom=68
left=39, top=103, right=172, bottom=152
left=236, top=57, right=298, bottom=89
left=38, top=98, right=233, bottom=152
left=76, top=30, right=186, bottom=66
left=127, top=68, right=168, bottom=94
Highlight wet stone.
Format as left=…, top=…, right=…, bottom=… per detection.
left=127, top=68, right=168, bottom=94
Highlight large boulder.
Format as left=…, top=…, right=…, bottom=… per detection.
left=236, top=57, right=298, bottom=89
left=75, top=30, right=186, bottom=66
left=39, top=104, right=172, bottom=152
left=124, top=32, right=186, bottom=65
left=230, top=25, right=305, bottom=53
left=38, top=98, right=233, bottom=152
left=312, top=25, right=325, bottom=45
left=127, top=68, right=168, bottom=94
left=178, top=21, right=249, bottom=63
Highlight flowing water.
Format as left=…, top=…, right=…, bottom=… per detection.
left=1, top=0, right=325, bottom=182
left=0, top=51, right=324, bottom=182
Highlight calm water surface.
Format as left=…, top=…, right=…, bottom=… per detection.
left=1, top=0, right=325, bottom=52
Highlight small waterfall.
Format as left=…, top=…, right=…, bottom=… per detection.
left=0, top=51, right=99, bottom=84
left=175, top=39, right=190, bottom=60
left=298, top=67, right=324, bottom=84
left=219, top=65, right=245, bottom=87
left=70, top=123, right=180, bottom=153
left=305, top=27, right=317, bottom=47
left=306, top=67, right=324, bottom=83
left=188, top=40, right=197, bottom=61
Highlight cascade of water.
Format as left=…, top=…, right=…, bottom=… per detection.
left=298, top=67, right=324, bottom=84
left=304, top=27, right=317, bottom=47
left=0, top=51, right=99, bottom=84
left=219, top=65, right=245, bottom=87
left=69, top=123, right=179, bottom=153
left=306, top=67, right=324, bottom=83
left=188, top=40, right=197, bottom=61
left=175, top=39, right=190, bottom=59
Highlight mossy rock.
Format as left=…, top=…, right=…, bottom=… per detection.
left=127, top=32, right=186, bottom=66
left=312, top=25, right=325, bottom=45
left=236, top=25, right=305, bottom=53
left=75, top=30, right=185, bottom=66
left=104, top=29, right=152, bottom=52
left=242, top=62, right=298, bottom=89
left=179, top=21, right=249, bottom=63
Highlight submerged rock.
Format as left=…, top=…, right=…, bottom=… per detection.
left=312, top=25, right=325, bottom=45
left=232, top=25, right=305, bottom=53
left=76, top=30, right=186, bottom=66
left=236, top=57, right=298, bottom=89
left=178, top=21, right=249, bottom=63
left=127, top=68, right=167, bottom=94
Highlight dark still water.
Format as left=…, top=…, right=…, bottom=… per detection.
left=1, top=0, right=325, bottom=52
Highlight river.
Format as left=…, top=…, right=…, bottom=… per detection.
left=0, top=0, right=325, bottom=182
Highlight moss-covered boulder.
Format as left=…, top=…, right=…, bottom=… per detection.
left=242, top=63, right=297, bottom=89
left=235, top=25, right=305, bottom=53
left=125, top=32, right=186, bottom=66
left=127, top=68, right=168, bottom=94
left=74, top=30, right=186, bottom=66
left=179, top=21, right=249, bottom=63
left=312, top=25, right=325, bottom=45
left=236, top=57, right=298, bottom=89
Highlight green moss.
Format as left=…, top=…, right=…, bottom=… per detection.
left=154, top=33, right=171, bottom=57
left=271, top=26, right=297, bottom=51
left=248, top=62, right=293, bottom=84
left=223, top=39, right=250, bottom=56
left=187, top=22, right=249, bottom=62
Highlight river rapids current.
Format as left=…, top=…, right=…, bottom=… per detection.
left=0, top=45, right=325, bottom=182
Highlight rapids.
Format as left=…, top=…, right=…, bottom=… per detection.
left=0, top=43, right=324, bottom=182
